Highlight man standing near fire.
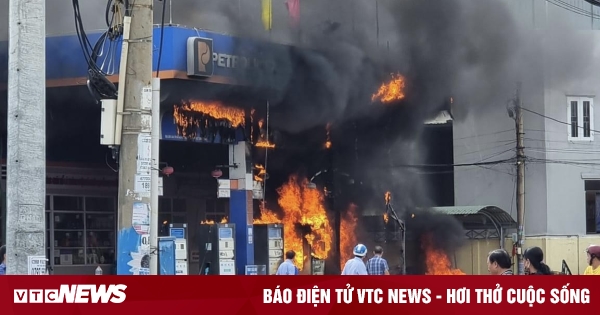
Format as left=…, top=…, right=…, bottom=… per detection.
left=366, top=246, right=389, bottom=275
left=276, top=250, right=299, bottom=275
left=584, top=245, right=600, bottom=275
left=341, top=244, right=368, bottom=275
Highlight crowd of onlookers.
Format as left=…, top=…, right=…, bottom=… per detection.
left=487, top=244, right=600, bottom=275
left=0, top=242, right=598, bottom=275
left=274, top=243, right=600, bottom=276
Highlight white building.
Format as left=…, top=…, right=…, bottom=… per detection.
left=454, top=0, right=600, bottom=274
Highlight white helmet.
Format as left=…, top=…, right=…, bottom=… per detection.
left=353, top=244, right=367, bottom=257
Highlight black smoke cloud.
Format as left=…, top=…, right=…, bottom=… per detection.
left=168, top=0, right=527, bottom=133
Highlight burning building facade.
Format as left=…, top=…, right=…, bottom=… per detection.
left=0, top=0, right=473, bottom=275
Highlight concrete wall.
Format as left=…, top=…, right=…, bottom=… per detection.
left=454, top=31, right=600, bottom=236
left=540, top=32, right=600, bottom=235
left=455, top=235, right=600, bottom=275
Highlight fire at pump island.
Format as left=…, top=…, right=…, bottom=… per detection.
left=156, top=71, right=465, bottom=276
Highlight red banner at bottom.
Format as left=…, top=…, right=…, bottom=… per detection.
left=0, top=276, right=596, bottom=314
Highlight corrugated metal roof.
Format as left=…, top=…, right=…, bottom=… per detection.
left=429, top=205, right=517, bottom=228
left=424, top=110, right=453, bottom=125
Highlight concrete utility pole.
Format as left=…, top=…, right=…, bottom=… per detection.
left=6, top=0, right=47, bottom=275
left=514, top=83, right=526, bottom=275
left=116, top=0, right=154, bottom=275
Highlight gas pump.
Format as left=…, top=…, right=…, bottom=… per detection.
left=169, top=223, right=188, bottom=275
left=254, top=223, right=284, bottom=275
left=198, top=223, right=236, bottom=275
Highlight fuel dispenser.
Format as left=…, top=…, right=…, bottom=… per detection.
left=254, top=224, right=284, bottom=275
left=302, top=237, right=326, bottom=275
left=169, top=223, right=188, bottom=275
left=198, top=223, right=236, bottom=275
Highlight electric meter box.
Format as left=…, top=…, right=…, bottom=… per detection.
left=253, top=223, right=284, bottom=275
left=197, top=223, right=236, bottom=275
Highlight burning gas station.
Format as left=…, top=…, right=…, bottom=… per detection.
left=0, top=20, right=515, bottom=276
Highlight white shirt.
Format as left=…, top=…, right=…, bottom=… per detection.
left=276, top=259, right=297, bottom=275
left=341, top=257, right=368, bottom=275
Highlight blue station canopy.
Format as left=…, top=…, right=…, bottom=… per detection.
left=0, top=25, right=293, bottom=90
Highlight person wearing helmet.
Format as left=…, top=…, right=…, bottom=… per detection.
left=584, top=245, right=600, bottom=275
left=341, top=244, right=368, bottom=275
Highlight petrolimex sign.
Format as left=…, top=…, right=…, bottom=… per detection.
left=186, top=36, right=276, bottom=78
left=187, top=37, right=214, bottom=77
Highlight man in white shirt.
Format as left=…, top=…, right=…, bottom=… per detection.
left=276, top=250, right=299, bottom=275
left=341, top=244, right=368, bottom=275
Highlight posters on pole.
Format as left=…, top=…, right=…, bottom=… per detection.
left=127, top=234, right=151, bottom=276
left=27, top=256, right=47, bottom=275
left=134, top=174, right=151, bottom=196
left=137, top=134, right=151, bottom=175
left=132, top=202, right=150, bottom=235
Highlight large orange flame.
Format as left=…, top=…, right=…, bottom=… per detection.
left=254, top=175, right=333, bottom=270
left=256, top=119, right=276, bottom=149
left=253, top=203, right=281, bottom=224
left=372, top=73, right=406, bottom=103
left=340, top=203, right=359, bottom=268
left=174, top=101, right=245, bottom=129
left=203, top=174, right=360, bottom=272
left=421, top=234, right=465, bottom=275
left=254, top=164, right=267, bottom=182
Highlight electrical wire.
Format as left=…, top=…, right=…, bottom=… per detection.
left=382, top=157, right=516, bottom=169
left=72, top=0, right=123, bottom=102
left=453, top=129, right=513, bottom=141
left=521, top=106, right=600, bottom=134
left=546, top=0, right=600, bottom=19
left=156, top=0, right=167, bottom=78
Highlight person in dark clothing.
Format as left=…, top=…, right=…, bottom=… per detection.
left=487, top=249, right=513, bottom=275
left=523, top=246, right=553, bottom=275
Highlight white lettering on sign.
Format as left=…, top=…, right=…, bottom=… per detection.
left=134, top=174, right=151, bottom=194
left=14, top=285, right=127, bottom=303
left=212, top=53, right=275, bottom=71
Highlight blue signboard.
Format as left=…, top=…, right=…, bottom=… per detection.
left=169, top=228, right=185, bottom=239
left=0, top=26, right=293, bottom=91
